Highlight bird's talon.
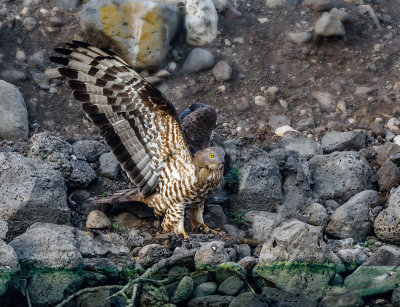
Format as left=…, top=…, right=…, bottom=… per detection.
left=201, top=223, right=220, bottom=235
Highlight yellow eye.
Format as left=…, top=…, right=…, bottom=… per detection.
left=209, top=153, right=215, bottom=158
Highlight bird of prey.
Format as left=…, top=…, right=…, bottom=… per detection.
left=50, top=41, right=224, bottom=238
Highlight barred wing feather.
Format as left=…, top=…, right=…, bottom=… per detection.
left=50, top=41, right=192, bottom=197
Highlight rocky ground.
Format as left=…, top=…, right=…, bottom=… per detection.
left=1, top=0, right=400, bottom=306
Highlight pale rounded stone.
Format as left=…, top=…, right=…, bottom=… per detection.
left=185, top=0, right=218, bottom=46
left=254, top=96, right=267, bottom=106
left=275, top=125, right=298, bottom=137
left=86, top=210, right=111, bottom=229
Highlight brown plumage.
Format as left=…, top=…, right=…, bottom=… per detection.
left=50, top=41, right=224, bottom=237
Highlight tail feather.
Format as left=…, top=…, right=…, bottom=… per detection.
left=94, top=188, right=144, bottom=204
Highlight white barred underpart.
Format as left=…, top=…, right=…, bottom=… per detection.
left=53, top=41, right=223, bottom=234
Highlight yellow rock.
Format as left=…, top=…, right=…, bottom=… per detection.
left=81, top=0, right=180, bottom=68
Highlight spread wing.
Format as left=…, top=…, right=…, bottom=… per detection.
left=50, top=41, right=192, bottom=197
left=179, top=103, right=217, bottom=154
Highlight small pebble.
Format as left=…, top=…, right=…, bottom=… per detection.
left=254, top=96, right=267, bottom=106
left=275, top=125, right=298, bottom=137
left=22, top=16, right=37, bottom=31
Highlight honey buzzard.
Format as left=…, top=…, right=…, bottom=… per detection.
left=50, top=41, right=224, bottom=238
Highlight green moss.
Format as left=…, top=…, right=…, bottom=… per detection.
left=140, top=284, right=169, bottom=307
left=254, top=261, right=335, bottom=276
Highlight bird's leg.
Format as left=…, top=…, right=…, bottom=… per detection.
left=161, top=204, right=188, bottom=238
left=193, top=202, right=220, bottom=235
left=186, top=208, right=198, bottom=232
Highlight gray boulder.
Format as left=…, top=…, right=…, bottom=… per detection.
left=72, top=140, right=108, bottom=163
left=0, top=152, right=69, bottom=238
left=212, top=61, right=232, bottom=82
left=138, top=244, right=172, bottom=267
left=377, top=160, right=400, bottom=192
left=183, top=48, right=215, bottom=73
left=259, top=219, right=339, bottom=265
left=193, top=282, right=217, bottom=298
left=188, top=295, right=234, bottom=307
left=266, top=0, right=299, bottom=9
left=261, top=287, right=315, bottom=307
left=218, top=276, right=244, bottom=296
left=337, top=248, right=367, bottom=271
left=230, top=153, right=282, bottom=213
left=282, top=136, right=323, bottom=160
left=326, top=190, right=379, bottom=241
left=321, top=130, right=367, bottom=154
left=393, top=286, right=400, bottom=307
left=229, top=292, right=267, bottom=307
left=244, top=210, right=279, bottom=241
left=297, top=203, right=329, bottom=227
left=309, top=151, right=374, bottom=203
left=0, top=80, right=28, bottom=140
left=28, top=133, right=96, bottom=188
left=374, top=187, right=400, bottom=244
left=204, top=204, right=227, bottom=229
left=194, top=241, right=229, bottom=267
left=99, top=152, right=120, bottom=179
left=0, top=219, right=8, bottom=240
left=315, top=12, right=345, bottom=37
left=0, top=239, right=20, bottom=296
left=321, top=289, right=364, bottom=307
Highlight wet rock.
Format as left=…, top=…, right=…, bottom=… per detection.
left=374, top=187, right=400, bottom=244
left=212, top=61, right=232, bottom=81
left=86, top=210, right=111, bottom=229
left=266, top=0, right=299, bottom=9
left=315, top=12, right=345, bottom=37
left=72, top=140, right=108, bottom=163
left=321, top=130, right=367, bottom=154
left=229, top=292, right=267, bottom=307
left=244, top=211, right=279, bottom=241
left=194, top=241, right=229, bottom=267
left=0, top=240, right=20, bottom=296
left=229, top=153, right=282, bottom=213
left=344, top=245, right=400, bottom=297
left=0, top=80, right=28, bottom=141
left=188, top=295, right=234, bottom=307
left=321, top=289, right=364, bottom=307
left=28, top=270, right=84, bottom=306
left=282, top=135, right=323, bottom=160
left=261, top=287, right=315, bottom=307
left=171, top=276, right=194, bottom=304
left=28, top=133, right=96, bottom=188
left=326, top=190, right=379, bottom=241
left=287, top=31, right=312, bottom=44
left=337, top=248, right=367, bottom=271
left=193, top=282, right=217, bottom=298
left=0, top=152, right=69, bottom=238
left=99, top=152, right=120, bottom=179
left=203, top=204, right=227, bottom=229
left=140, top=284, right=169, bottom=307
left=309, top=151, right=374, bottom=203
left=183, top=48, right=215, bottom=73
left=80, top=0, right=180, bottom=68
left=185, top=0, right=218, bottom=46
left=377, top=161, right=400, bottom=192
left=237, top=256, right=258, bottom=273
left=218, top=276, right=244, bottom=296
left=215, top=262, right=246, bottom=283
left=138, top=244, right=172, bottom=267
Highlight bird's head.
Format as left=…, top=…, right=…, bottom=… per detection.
left=194, top=147, right=225, bottom=170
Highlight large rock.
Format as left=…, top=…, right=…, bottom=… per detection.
left=0, top=219, right=8, bottom=241
left=314, top=12, right=345, bottom=38
left=229, top=292, right=267, bottom=307
left=259, top=220, right=339, bottom=265
left=309, top=151, right=374, bottom=203
left=321, top=130, right=367, bottom=154
left=80, top=0, right=180, bottom=68
left=377, top=160, right=400, bottom=192
left=374, top=186, right=400, bottom=244
left=244, top=210, right=279, bottom=241
left=188, top=295, right=234, bottom=307
left=72, top=140, right=108, bottom=163
left=194, top=241, right=229, bottom=268
left=320, top=289, right=364, bottom=307
left=9, top=223, right=130, bottom=269
left=229, top=153, right=282, bottom=213
left=261, top=287, right=315, bottom=307
left=282, top=136, right=323, bottom=160
left=28, top=133, right=96, bottom=188
left=0, top=152, right=69, bottom=238
left=0, top=240, right=20, bottom=296
left=304, top=0, right=337, bottom=11
left=344, top=245, right=400, bottom=297
left=325, top=190, right=379, bottom=242
left=185, top=0, right=218, bottom=46
left=0, top=80, right=28, bottom=140
left=255, top=220, right=341, bottom=299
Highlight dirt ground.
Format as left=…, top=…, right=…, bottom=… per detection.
left=1, top=0, right=400, bottom=156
